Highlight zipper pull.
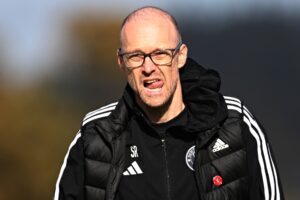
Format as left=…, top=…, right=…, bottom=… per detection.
left=161, top=138, right=166, bottom=147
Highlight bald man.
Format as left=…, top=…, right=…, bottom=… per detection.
left=54, top=6, right=284, bottom=200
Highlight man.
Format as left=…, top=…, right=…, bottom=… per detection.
left=54, top=6, right=284, bottom=200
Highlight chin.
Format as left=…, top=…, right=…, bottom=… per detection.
left=144, top=101, right=164, bottom=108
left=141, top=96, right=169, bottom=109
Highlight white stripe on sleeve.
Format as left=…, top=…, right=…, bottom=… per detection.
left=82, top=112, right=111, bottom=126
left=54, top=132, right=82, bottom=200
left=224, top=96, right=241, bottom=103
left=242, top=111, right=271, bottom=200
left=84, top=102, right=118, bottom=118
left=225, top=97, right=280, bottom=200
left=84, top=105, right=116, bottom=120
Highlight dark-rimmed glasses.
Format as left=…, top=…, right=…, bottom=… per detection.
left=118, top=41, right=182, bottom=70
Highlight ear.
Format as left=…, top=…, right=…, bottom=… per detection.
left=177, top=44, right=188, bottom=69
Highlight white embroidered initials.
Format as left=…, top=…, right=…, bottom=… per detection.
left=130, top=145, right=139, bottom=158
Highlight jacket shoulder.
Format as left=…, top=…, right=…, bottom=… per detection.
left=79, top=102, right=119, bottom=160
left=81, top=101, right=119, bottom=127
left=223, top=96, right=255, bottom=119
left=223, top=96, right=242, bottom=111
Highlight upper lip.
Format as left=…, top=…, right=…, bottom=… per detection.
left=143, top=78, right=161, bottom=83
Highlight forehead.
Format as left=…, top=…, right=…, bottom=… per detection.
left=120, top=15, right=178, bottom=51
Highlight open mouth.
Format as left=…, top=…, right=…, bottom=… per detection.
left=143, top=79, right=164, bottom=90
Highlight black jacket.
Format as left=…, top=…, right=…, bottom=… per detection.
left=54, top=58, right=284, bottom=200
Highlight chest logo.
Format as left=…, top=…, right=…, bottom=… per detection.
left=212, top=138, right=229, bottom=152
left=123, top=161, right=143, bottom=176
left=185, top=145, right=195, bottom=171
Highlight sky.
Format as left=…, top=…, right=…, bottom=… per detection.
left=0, top=0, right=299, bottom=82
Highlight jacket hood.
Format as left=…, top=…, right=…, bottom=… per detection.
left=122, top=57, right=228, bottom=132
left=180, top=58, right=227, bottom=132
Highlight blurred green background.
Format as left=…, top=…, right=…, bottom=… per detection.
left=0, top=1, right=299, bottom=199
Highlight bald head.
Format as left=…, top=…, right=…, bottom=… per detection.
left=120, top=6, right=182, bottom=47
left=117, top=6, right=188, bottom=119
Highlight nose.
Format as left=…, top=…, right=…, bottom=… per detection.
left=142, top=56, right=156, bottom=75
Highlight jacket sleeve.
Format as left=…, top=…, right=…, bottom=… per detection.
left=54, top=131, right=85, bottom=200
left=241, top=105, right=284, bottom=200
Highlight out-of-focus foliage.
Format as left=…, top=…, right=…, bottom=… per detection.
left=0, top=85, right=82, bottom=199
left=0, top=15, right=125, bottom=200
left=68, top=15, right=121, bottom=76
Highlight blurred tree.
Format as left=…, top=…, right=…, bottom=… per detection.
left=48, top=14, right=126, bottom=109
left=0, top=86, right=84, bottom=200
left=68, top=15, right=122, bottom=77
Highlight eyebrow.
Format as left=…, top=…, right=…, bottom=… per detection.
left=121, top=47, right=169, bottom=55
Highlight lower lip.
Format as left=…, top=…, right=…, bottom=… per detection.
left=146, top=87, right=162, bottom=92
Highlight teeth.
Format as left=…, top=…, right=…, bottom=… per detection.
left=146, top=80, right=158, bottom=84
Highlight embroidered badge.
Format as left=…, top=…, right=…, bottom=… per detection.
left=213, top=175, right=223, bottom=187
left=185, top=145, right=195, bottom=171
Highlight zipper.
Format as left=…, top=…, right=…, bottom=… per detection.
left=161, top=138, right=171, bottom=200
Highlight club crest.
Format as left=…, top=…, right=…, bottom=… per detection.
left=185, top=145, right=195, bottom=171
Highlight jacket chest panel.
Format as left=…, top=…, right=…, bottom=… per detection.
left=117, top=120, right=199, bottom=200
left=195, top=117, right=248, bottom=199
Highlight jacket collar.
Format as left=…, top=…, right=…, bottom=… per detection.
left=180, top=58, right=228, bottom=132
left=122, top=57, right=228, bottom=133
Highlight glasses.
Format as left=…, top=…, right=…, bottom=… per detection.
left=118, top=41, right=182, bottom=70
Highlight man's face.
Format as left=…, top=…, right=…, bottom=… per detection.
left=118, top=16, right=187, bottom=108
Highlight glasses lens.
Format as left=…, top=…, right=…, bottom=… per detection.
left=121, top=47, right=176, bottom=69
left=124, top=53, right=144, bottom=68
left=151, top=50, right=172, bottom=65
